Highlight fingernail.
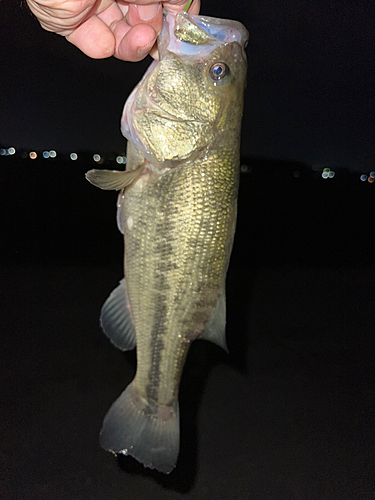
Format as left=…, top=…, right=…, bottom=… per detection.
left=138, top=4, right=159, bottom=21
left=137, top=40, right=155, bottom=57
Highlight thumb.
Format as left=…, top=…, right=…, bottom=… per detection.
left=65, top=15, right=116, bottom=58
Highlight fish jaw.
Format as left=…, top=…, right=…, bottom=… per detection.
left=120, top=11, right=248, bottom=169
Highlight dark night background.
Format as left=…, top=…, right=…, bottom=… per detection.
left=1, top=1, right=375, bottom=499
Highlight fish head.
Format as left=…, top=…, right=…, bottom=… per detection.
left=121, top=11, right=248, bottom=169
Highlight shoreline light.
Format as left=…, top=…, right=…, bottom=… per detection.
left=70, top=153, right=78, bottom=161
left=322, top=168, right=330, bottom=179
left=322, top=167, right=335, bottom=179
left=116, top=156, right=127, bottom=164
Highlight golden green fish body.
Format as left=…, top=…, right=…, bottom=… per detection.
left=125, top=142, right=239, bottom=409
left=86, top=11, right=248, bottom=473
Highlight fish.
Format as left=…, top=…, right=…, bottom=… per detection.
left=86, top=10, right=248, bottom=474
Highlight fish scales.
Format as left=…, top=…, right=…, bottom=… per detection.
left=86, top=10, right=248, bottom=474
left=125, top=147, right=239, bottom=407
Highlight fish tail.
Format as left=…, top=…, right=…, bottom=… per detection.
left=99, top=382, right=179, bottom=474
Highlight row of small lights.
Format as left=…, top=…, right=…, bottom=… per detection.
left=241, top=164, right=375, bottom=183
left=320, top=167, right=375, bottom=183
left=0, top=147, right=126, bottom=165
left=2, top=147, right=374, bottom=182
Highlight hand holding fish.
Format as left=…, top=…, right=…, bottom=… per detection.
left=26, top=0, right=200, bottom=60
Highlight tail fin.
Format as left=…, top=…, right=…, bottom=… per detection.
left=100, top=383, right=179, bottom=474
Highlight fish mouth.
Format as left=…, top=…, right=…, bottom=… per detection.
left=163, top=11, right=248, bottom=56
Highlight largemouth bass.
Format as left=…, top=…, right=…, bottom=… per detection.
left=86, top=10, right=248, bottom=474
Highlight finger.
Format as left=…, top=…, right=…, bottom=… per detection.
left=126, top=3, right=163, bottom=34
left=97, top=1, right=125, bottom=27
left=186, top=0, right=200, bottom=15
left=163, top=0, right=200, bottom=15
left=66, top=15, right=115, bottom=58
left=115, top=23, right=157, bottom=61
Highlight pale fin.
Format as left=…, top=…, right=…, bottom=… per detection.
left=100, top=279, right=136, bottom=351
left=116, top=189, right=126, bottom=235
left=85, top=166, right=144, bottom=190
left=200, top=289, right=228, bottom=352
left=100, top=382, right=179, bottom=474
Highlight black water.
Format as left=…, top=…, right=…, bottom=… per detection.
left=1, top=156, right=374, bottom=499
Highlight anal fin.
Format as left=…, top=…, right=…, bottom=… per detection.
left=100, top=279, right=136, bottom=351
left=199, top=288, right=228, bottom=352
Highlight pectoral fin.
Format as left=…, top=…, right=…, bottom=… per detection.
left=199, top=289, right=228, bottom=352
left=85, top=166, right=144, bottom=190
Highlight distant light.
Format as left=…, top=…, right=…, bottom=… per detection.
left=93, top=154, right=101, bottom=162
left=8, top=147, right=16, bottom=155
left=322, top=167, right=335, bottom=179
left=49, top=150, right=57, bottom=158
left=370, top=171, right=375, bottom=179
left=70, top=153, right=78, bottom=161
left=240, top=164, right=251, bottom=173
left=0, top=148, right=6, bottom=156
left=42, top=151, right=50, bottom=159
left=293, top=170, right=300, bottom=178
left=360, top=174, right=368, bottom=182
left=21, top=152, right=28, bottom=159
left=29, top=152, right=37, bottom=159
left=116, top=155, right=127, bottom=164
left=368, top=176, right=374, bottom=184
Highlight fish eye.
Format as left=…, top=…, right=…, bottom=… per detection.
left=209, top=62, right=229, bottom=82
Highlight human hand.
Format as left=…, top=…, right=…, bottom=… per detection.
left=26, top=0, right=200, bottom=61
